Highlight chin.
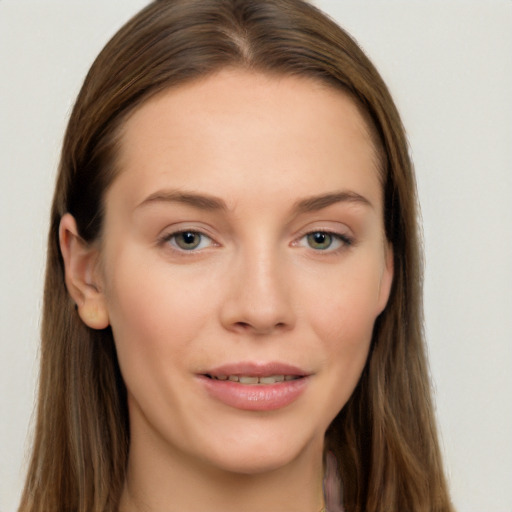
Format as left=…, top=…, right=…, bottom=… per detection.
left=199, top=426, right=322, bottom=476
left=211, top=451, right=299, bottom=476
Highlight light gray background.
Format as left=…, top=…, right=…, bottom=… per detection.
left=1, top=1, right=511, bottom=511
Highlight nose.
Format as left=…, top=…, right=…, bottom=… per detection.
left=219, top=248, right=296, bottom=336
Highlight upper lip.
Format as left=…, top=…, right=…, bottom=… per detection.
left=201, top=361, right=310, bottom=378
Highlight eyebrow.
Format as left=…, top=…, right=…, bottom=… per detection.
left=136, top=190, right=228, bottom=211
left=293, top=191, right=373, bottom=213
left=136, top=188, right=373, bottom=213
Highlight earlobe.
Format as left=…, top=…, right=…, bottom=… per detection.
left=59, top=213, right=110, bottom=330
left=78, top=301, right=110, bottom=330
left=377, top=242, right=394, bottom=314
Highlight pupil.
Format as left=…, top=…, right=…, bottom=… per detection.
left=308, top=232, right=332, bottom=250
left=182, top=232, right=196, bottom=245
left=176, top=231, right=201, bottom=250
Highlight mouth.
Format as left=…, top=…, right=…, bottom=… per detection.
left=204, top=374, right=303, bottom=385
left=199, top=362, right=310, bottom=411
left=201, top=361, right=309, bottom=384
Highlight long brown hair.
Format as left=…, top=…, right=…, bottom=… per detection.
left=20, top=1, right=454, bottom=511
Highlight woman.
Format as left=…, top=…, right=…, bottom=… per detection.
left=19, top=1, right=454, bottom=511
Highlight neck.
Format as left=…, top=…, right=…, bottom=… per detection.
left=119, top=416, right=325, bottom=512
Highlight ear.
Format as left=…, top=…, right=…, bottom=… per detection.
left=59, top=213, right=109, bottom=330
left=376, top=241, right=394, bottom=314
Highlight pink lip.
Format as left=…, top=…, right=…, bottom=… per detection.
left=204, top=361, right=309, bottom=378
left=198, top=362, right=310, bottom=412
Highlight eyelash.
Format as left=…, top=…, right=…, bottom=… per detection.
left=158, top=228, right=354, bottom=255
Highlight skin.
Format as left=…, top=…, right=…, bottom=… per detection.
left=60, top=69, right=393, bottom=512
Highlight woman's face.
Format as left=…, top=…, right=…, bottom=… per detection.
left=96, top=69, right=392, bottom=474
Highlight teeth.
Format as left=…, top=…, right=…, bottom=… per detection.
left=260, top=375, right=285, bottom=384
left=238, top=376, right=259, bottom=384
left=211, top=374, right=298, bottom=385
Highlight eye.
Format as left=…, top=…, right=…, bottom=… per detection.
left=166, top=231, right=214, bottom=251
left=298, top=231, right=352, bottom=251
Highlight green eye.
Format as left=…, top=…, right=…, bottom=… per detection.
left=306, top=232, right=334, bottom=250
left=173, top=231, right=204, bottom=250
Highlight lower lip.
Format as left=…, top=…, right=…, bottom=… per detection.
left=199, top=376, right=309, bottom=411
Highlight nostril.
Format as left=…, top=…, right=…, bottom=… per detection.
left=232, top=320, right=289, bottom=335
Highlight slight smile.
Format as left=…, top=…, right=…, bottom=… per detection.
left=198, top=362, right=311, bottom=411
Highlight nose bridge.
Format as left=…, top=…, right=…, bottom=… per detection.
left=220, top=239, right=295, bottom=334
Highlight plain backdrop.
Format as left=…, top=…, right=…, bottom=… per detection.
left=1, top=1, right=511, bottom=511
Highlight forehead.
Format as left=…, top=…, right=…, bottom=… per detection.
left=112, top=69, right=382, bottom=211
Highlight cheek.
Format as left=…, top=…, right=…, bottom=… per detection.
left=313, top=300, right=374, bottom=424
left=104, top=254, right=219, bottom=378
left=306, top=257, right=383, bottom=347
left=316, top=289, right=375, bottom=377
left=303, top=258, right=383, bottom=410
